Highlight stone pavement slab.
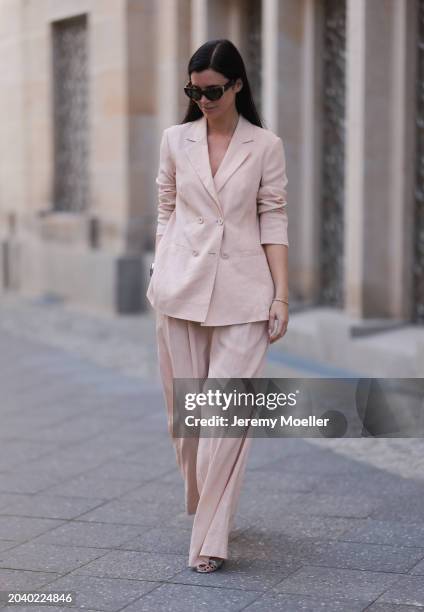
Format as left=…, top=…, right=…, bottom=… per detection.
left=119, top=582, right=259, bottom=612
left=31, top=522, right=146, bottom=549
left=243, top=591, right=367, bottom=611
left=372, top=575, right=424, bottom=607
left=71, top=550, right=188, bottom=581
left=298, top=539, right=424, bottom=573
left=171, top=557, right=299, bottom=592
left=272, top=565, right=402, bottom=602
left=117, top=526, right=193, bottom=555
left=366, top=604, right=424, bottom=612
left=0, top=516, right=64, bottom=542
left=0, top=541, right=107, bottom=574
left=0, top=494, right=107, bottom=520
left=34, top=572, right=159, bottom=611
left=410, top=557, right=424, bottom=574
left=337, top=518, right=424, bottom=548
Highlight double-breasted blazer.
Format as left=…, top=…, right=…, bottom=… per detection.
left=146, top=112, right=289, bottom=326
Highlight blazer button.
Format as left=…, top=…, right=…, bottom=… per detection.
left=216, top=218, right=223, bottom=225
left=198, top=216, right=204, bottom=223
left=221, top=252, right=229, bottom=259
left=192, top=249, right=199, bottom=256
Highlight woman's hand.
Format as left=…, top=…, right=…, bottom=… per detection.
left=268, top=301, right=289, bottom=344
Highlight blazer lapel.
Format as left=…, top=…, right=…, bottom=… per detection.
left=213, top=114, right=254, bottom=194
left=184, top=114, right=255, bottom=216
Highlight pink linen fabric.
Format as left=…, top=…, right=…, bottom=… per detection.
left=155, top=311, right=269, bottom=567
left=146, top=113, right=289, bottom=326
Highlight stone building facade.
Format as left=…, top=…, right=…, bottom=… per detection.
left=0, top=0, right=423, bottom=372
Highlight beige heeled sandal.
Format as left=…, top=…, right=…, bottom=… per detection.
left=194, top=557, right=225, bottom=573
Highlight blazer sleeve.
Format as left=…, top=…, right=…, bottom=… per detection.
left=155, top=128, right=176, bottom=236
left=257, top=136, right=289, bottom=246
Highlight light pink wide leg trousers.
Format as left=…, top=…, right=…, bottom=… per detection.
left=155, top=312, right=269, bottom=567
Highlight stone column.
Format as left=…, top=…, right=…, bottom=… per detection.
left=345, top=0, right=416, bottom=320
left=157, top=0, right=191, bottom=131
left=390, top=0, right=417, bottom=320
left=228, top=0, right=243, bottom=48
left=152, top=0, right=190, bottom=246
left=191, top=0, right=209, bottom=51
left=90, top=0, right=128, bottom=255
left=298, top=0, right=323, bottom=302
left=261, top=0, right=279, bottom=132
left=268, top=0, right=321, bottom=303
left=126, top=0, right=159, bottom=254
left=191, top=0, right=240, bottom=53
left=0, top=0, right=26, bottom=290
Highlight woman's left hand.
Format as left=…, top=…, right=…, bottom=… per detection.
left=268, top=301, right=289, bottom=344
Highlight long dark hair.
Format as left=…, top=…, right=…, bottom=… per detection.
left=181, top=39, right=263, bottom=127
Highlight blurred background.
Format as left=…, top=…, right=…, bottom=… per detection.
left=0, top=0, right=423, bottom=377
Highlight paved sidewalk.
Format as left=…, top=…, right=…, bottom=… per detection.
left=0, top=294, right=423, bottom=611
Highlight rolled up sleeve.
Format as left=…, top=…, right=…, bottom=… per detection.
left=155, top=128, right=176, bottom=236
left=257, top=136, right=289, bottom=246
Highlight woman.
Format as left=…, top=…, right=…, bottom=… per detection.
left=146, top=39, right=289, bottom=573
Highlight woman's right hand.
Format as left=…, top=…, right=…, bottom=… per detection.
left=268, top=301, right=289, bottom=344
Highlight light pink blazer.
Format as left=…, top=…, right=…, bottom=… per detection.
left=146, top=112, right=289, bottom=326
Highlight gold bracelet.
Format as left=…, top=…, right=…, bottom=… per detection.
left=273, top=298, right=289, bottom=305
